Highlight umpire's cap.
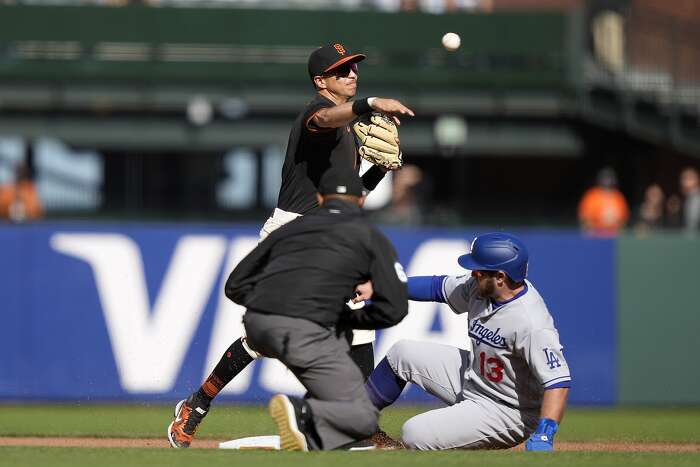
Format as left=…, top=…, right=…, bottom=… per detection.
left=318, top=166, right=364, bottom=197
left=458, top=232, right=529, bottom=282
left=308, top=43, right=366, bottom=80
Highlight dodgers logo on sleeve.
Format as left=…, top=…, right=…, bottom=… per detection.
left=543, top=348, right=562, bottom=369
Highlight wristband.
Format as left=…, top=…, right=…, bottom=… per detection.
left=534, top=418, right=558, bottom=437
left=525, top=418, right=558, bottom=451
left=352, top=98, right=372, bottom=116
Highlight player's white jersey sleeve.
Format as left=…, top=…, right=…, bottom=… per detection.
left=519, top=328, right=571, bottom=389
left=441, top=275, right=475, bottom=315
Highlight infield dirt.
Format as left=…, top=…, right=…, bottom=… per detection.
left=1, top=437, right=699, bottom=453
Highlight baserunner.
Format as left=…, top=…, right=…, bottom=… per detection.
left=364, top=232, right=572, bottom=451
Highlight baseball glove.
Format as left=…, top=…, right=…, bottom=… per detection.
left=352, top=112, right=402, bottom=170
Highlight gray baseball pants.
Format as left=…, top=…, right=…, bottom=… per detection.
left=243, top=312, right=378, bottom=450
left=385, top=340, right=539, bottom=450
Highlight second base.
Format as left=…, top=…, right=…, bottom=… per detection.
left=219, top=435, right=281, bottom=450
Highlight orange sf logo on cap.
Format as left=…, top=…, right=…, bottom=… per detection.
left=333, top=44, right=346, bottom=55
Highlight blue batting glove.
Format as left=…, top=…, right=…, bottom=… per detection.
left=525, top=418, right=558, bottom=451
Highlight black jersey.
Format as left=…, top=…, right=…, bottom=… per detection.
left=276, top=94, right=385, bottom=214
left=225, top=198, right=408, bottom=330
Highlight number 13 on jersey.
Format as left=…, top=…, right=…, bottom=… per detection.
left=479, top=352, right=504, bottom=382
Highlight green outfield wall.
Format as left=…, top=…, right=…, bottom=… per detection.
left=0, top=6, right=567, bottom=90
left=617, top=234, right=700, bottom=404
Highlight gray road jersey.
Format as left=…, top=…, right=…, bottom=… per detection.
left=442, top=275, right=571, bottom=409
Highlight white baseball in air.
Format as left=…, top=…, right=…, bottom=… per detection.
left=441, top=32, right=461, bottom=52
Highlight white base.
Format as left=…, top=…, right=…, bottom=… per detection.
left=218, top=434, right=377, bottom=451
left=219, top=435, right=281, bottom=450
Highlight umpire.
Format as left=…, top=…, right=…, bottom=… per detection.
left=225, top=167, right=409, bottom=451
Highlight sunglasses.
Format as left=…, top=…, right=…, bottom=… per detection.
left=323, top=62, right=358, bottom=78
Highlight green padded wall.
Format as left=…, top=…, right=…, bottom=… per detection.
left=0, top=6, right=567, bottom=89
left=617, top=234, right=700, bottom=404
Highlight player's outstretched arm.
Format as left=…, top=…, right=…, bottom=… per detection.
left=407, top=275, right=447, bottom=302
left=369, top=98, right=415, bottom=125
left=525, top=387, right=569, bottom=452
left=312, top=97, right=414, bottom=129
left=312, top=101, right=356, bottom=128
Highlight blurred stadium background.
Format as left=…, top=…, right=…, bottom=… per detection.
left=1, top=0, right=699, bottom=411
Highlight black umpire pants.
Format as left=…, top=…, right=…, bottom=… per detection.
left=243, top=311, right=379, bottom=450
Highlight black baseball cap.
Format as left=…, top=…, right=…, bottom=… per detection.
left=318, top=167, right=364, bottom=197
left=308, top=43, right=366, bottom=80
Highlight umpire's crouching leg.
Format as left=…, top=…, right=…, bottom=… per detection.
left=308, top=392, right=379, bottom=447
left=243, top=312, right=379, bottom=450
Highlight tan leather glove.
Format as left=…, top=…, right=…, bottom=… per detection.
left=352, top=112, right=402, bottom=170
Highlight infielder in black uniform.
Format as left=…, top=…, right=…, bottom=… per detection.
left=168, top=43, right=413, bottom=449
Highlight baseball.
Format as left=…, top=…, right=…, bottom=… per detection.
left=442, top=32, right=461, bottom=52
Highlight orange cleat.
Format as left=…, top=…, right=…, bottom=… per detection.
left=167, top=393, right=210, bottom=448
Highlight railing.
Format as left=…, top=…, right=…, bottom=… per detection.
left=586, top=2, right=700, bottom=108
left=581, top=1, right=700, bottom=155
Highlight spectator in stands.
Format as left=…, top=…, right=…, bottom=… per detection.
left=0, top=162, right=43, bottom=223
left=577, top=167, right=629, bottom=237
left=635, top=182, right=665, bottom=234
left=665, top=193, right=683, bottom=229
left=680, top=166, right=700, bottom=234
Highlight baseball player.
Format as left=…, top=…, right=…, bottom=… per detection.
left=364, top=232, right=571, bottom=451
left=168, top=42, right=413, bottom=448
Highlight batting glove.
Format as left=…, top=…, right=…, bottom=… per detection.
left=525, top=418, right=558, bottom=451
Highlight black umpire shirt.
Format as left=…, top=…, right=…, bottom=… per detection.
left=225, top=198, right=408, bottom=330
left=276, top=94, right=386, bottom=214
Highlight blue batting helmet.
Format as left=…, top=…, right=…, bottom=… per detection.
left=457, top=232, right=529, bottom=282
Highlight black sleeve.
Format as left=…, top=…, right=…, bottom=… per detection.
left=224, top=238, right=273, bottom=305
left=339, top=229, right=408, bottom=329
left=303, top=99, right=335, bottom=134
left=361, top=164, right=388, bottom=192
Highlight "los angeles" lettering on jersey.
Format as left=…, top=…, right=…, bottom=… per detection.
left=469, top=320, right=507, bottom=349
